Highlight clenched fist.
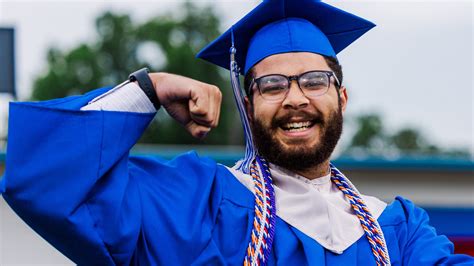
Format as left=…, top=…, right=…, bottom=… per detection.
left=148, top=73, right=222, bottom=139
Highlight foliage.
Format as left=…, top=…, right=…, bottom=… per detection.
left=30, top=4, right=470, bottom=157
left=346, top=113, right=470, bottom=158
left=349, top=114, right=385, bottom=149
left=31, top=3, right=242, bottom=145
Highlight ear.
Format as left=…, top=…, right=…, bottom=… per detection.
left=244, top=96, right=254, bottom=123
left=339, top=86, right=348, bottom=114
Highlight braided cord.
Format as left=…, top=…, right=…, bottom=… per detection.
left=330, top=164, right=391, bottom=266
left=244, top=156, right=276, bottom=266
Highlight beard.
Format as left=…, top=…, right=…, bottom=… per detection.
left=251, top=105, right=343, bottom=173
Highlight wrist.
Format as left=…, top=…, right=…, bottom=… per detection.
left=129, top=68, right=161, bottom=110
left=148, top=72, right=168, bottom=105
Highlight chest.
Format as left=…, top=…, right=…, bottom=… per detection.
left=197, top=172, right=402, bottom=266
left=204, top=198, right=401, bottom=266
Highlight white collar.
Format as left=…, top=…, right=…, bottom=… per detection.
left=226, top=164, right=387, bottom=254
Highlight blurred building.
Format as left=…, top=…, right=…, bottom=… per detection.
left=1, top=148, right=473, bottom=264
left=0, top=28, right=16, bottom=150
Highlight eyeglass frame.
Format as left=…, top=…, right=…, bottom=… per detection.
left=248, top=70, right=341, bottom=102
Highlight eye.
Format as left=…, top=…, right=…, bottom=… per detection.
left=303, top=79, right=326, bottom=87
left=260, top=85, right=286, bottom=95
left=258, top=76, right=288, bottom=94
left=300, top=73, right=328, bottom=90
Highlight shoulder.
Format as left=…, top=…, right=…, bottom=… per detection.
left=378, top=196, right=427, bottom=227
left=127, top=151, right=219, bottom=191
left=129, top=151, right=217, bottom=176
left=380, top=199, right=474, bottom=264
left=378, top=196, right=439, bottom=254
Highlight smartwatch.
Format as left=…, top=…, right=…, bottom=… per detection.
left=129, top=68, right=161, bottom=110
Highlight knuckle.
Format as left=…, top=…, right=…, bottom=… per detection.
left=210, top=85, right=219, bottom=94
left=191, top=105, right=207, bottom=115
left=202, top=84, right=211, bottom=92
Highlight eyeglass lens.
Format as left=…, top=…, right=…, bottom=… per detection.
left=257, top=71, right=331, bottom=101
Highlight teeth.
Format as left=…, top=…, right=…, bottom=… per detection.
left=288, top=127, right=309, bottom=132
left=283, top=121, right=312, bottom=130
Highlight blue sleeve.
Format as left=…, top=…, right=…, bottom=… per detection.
left=0, top=88, right=223, bottom=265
left=397, top=196, right=474, bottom=265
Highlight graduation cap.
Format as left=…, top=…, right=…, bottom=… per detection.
left=196, top=0, right=375, bottom=174
left=197, top=0, right=376, bottom=75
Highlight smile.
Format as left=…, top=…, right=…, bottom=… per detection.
left=280, top=121, right=315, bottom=132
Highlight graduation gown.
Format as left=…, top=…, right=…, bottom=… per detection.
left=1, top=87, right=472, bottom=265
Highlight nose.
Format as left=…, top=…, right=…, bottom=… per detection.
left=282, top=80, right=310, bottom=109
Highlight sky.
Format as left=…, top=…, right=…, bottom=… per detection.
left=0, top=0, right=472, bottom=155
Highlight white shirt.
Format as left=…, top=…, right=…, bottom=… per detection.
left=81, top=81, right=156, bottom=113
left=82, top=82, right=387, bottom=253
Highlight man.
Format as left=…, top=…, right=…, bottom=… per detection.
left=1, top=0, right=472, bottom=265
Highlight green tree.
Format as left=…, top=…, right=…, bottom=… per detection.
left=349, top=114, right=385, bottom=150
left=390, top=128, right=424, bottom=153
left=346, top=113, right=470, bottom=158
left=31, top=3, right=243, bottom=146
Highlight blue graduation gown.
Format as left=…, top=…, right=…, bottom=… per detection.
left=1, top=88, right=472, bottom=265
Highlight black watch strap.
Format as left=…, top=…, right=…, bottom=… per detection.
left=129, top=68, right=161, bottom=110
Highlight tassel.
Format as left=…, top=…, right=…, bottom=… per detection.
left=229, top=27, right=257, bottom=174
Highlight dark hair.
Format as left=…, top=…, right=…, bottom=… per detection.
left=244, top=55, right=343, bottom=101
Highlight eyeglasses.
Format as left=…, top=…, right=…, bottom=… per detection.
left=250, top=70, right=341, bottom=102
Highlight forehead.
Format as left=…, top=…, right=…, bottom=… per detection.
left=252, top=52, right=331, bottom=76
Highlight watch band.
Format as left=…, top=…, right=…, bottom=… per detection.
left=129, top=68, right=161, bottom=110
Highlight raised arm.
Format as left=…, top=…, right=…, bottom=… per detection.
left=0, top=72, right=223, bottom=265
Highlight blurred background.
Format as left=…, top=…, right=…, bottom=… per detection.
left=0, top=0, right=472, bottom=264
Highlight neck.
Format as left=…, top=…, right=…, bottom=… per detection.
left=292, top=159, right=331, bottom=180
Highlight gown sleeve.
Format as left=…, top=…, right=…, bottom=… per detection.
left=0, top=87, right=223, bottom=265
left=396, top=196, right=474, bottom=265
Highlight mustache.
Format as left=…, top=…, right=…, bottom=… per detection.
left=271, top=110, right=324, bottom=129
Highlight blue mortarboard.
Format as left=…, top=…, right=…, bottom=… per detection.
left=197, top=0, right=375, bottom=75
